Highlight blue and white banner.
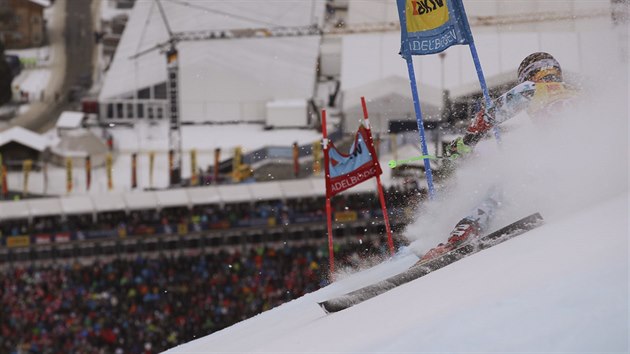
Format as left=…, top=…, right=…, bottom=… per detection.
left=396, top=0, right=473, bottom=56
left=325, top=126, right=382, bottom=197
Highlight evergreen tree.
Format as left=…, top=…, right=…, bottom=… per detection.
left=0, top=40, right=13, bottom=106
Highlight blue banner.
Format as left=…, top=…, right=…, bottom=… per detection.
left=325, top=126, right=382, bottom=198
left=396, top=0, right=473, bottom=56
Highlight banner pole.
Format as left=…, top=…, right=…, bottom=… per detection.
left=361, top=97, right=395, bottom=256
left=404, top=55, right=436, bottom=200
left=467, top=41, right=501, bottom=142
left=321, top=109, right=335, bottom=276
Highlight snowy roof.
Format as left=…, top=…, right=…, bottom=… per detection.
left=91, top=193, right=126, bottom=213
left=155, top=189, right=189, bottom=209
left=27, top=198, right=61, bottom=218
left=56, top=111, right=84, bottom=129
left=217, top=184, right=252, bottom=204
left=59, top=195, right=94, bottom=215
left=186, top=186, right=221, bottom=206
left=248, top=181, right=283, bottom=202
left=124, top=191, right=158, bottom=211
left=28, top=0, right=50, bottom=7
left=0, top=200, right=30, bottom=221
left=0, top=126, right=48, bottom=152
left=100, top=1, right=324, bottom=123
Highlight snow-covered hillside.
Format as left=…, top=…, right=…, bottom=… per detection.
left=162, top=19, right=628, bottom=354
left=163, top=192, right=627, bottom=353
left=163, top=74, right=629, bottom=353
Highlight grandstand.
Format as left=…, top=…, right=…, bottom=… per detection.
left=0, top=177, right=421, bottom=266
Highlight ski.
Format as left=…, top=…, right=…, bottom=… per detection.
left=318, top=212, right=544, bottom=314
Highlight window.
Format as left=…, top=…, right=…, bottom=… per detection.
left=116, top=103, right=123, bottom=118
left=153, top=82, right=167, bottom=99
left=138, top=87, right=150, bottom=99
left=126, top=103, right=134, bottom=118
left=137, top=103, right=144, bottom=118
left=107, top=103, right=114, bottom=119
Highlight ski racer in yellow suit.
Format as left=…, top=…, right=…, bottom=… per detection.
left=420, top=52, right=580, bottom=262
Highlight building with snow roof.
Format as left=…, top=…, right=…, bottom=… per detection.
left=0, top=0, right=50, bottom=49
left=98, top=0, right=325, bottom=127
left=0, top=126, right=49, bottom=169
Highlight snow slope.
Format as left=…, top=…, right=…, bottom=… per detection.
left=163, top=83, right=629, bottom=352
left=163, top=193, right=627, bottom=353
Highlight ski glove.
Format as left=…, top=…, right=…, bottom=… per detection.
left=446, top=137, right=472, bottom=159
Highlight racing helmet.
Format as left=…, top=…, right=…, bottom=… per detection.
left=517, top=52, right=563, bottom=84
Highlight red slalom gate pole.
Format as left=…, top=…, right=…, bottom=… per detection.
left=321, top=109, right=335, bottom=276
left=361, top=97, right=395, bottom=256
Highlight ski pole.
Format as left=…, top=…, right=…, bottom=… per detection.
left=388, top=154, right=458, bottom=168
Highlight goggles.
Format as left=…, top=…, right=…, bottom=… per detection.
left=518, top=58, right=561, bottom=83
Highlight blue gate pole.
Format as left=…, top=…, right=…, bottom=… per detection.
left=468, top=41, right=501, bottom=143
left=405, top=55, right=436, bottom=200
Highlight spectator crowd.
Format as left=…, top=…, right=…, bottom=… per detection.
left=1, top=240, right=385, bottom=354
left=0, top=182, right=424, bottom=353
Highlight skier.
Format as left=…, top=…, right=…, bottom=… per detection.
left=420, top=52, right=579, bottom=262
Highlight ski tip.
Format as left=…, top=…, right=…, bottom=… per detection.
left=318, top=301, right=331, bottom=314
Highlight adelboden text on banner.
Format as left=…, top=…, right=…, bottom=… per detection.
left=325, top=126, right=382, bottom=198
left=398, top=0, right=472, bottom=56
left=396, top=0, right=495, bottom=200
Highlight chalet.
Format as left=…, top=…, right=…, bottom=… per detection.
left=0, top=0, right=50, bottom=49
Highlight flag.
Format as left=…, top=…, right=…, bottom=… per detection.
left=106, top=153, right=113, bottom=190
left=232, top=146, right=242, bottom=182
left=85, top=156, right=91, bottom=191
left=131, top=153, right=138, bottom=189
left=22, top=159, right=32, bottom=196
left=66, top=158, right=73, bottom=193
left=325, top=126, right=382, bottom=198
left=214, top=148, right=220, bottom=184
left=396, top=0, right=473, bottom=56
left=292, top=142, right=299, bottom=178
left=168, top=149, right=174, bottom=184
left=149, top=151, right=155, bottom=188
left=312, top=140, right=322, bottom=176
left=190, top=149, right=198, bottom=186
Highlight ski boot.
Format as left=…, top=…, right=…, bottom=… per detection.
left=446, top=217, right=481, bottom=248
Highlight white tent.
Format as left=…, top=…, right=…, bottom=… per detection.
left=99, top=0, right=325, bottom=124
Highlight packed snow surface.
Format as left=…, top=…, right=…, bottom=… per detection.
left=163, top=194, right=627, bottom=353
